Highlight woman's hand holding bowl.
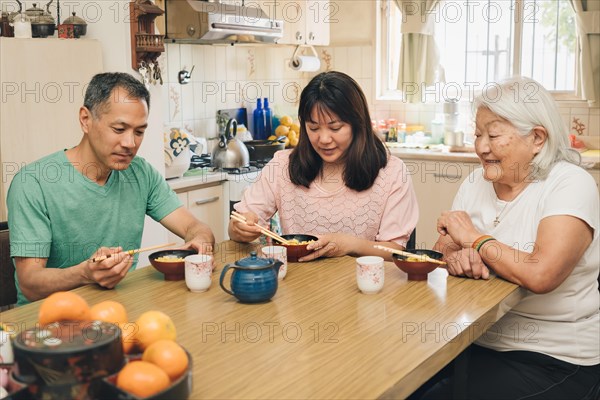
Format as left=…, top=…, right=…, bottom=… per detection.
left=300, top=233, right=352, bottom=261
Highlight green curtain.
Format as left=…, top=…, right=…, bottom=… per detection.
left=569, top=0, right=600, bottom=106
left=394, top=0, right=446, bottom=103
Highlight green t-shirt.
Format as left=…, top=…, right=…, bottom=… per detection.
left=7, top=150, right=182, bottom=305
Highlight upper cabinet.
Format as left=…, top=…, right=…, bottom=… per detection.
left=266, top=0, right=332, bottom=46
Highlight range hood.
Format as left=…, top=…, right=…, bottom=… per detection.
left=165, top=0, right=283, bottom=44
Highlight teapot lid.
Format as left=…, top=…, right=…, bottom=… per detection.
left=33, top=12, right=53, bottom=23
left=63, top=11, right=86, bottom=25
left=25, top=3, right=45, bottom=16
left=235, top=251, right=275, bottom=269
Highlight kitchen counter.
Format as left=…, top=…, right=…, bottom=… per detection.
left=166, top=169, right=227, bottom=191
left=387, top=144, right=600, bottom=169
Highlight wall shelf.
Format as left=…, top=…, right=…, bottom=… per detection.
left=129, top=0, right=165, bottom=70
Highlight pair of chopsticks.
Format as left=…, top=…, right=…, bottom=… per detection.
left=91, top=242, right=177, bottom=263
left=373, top=245, right=446, bottom=265
left=230, top=211, right=291, bottom=245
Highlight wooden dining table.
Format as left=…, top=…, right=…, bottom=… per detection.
left=0, top=241, right=522, bottom=399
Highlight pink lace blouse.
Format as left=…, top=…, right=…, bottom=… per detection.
left=235, top=150, right=418, bottom=246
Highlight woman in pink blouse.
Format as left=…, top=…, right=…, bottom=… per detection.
left=229, top=71, right=418, bottom=261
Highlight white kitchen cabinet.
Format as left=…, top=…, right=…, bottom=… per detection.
left=168, top=184, right=225, bottom=244
left=403, top=159, right=480, bottom=250
left=0, top=38, right=103, bottom=221
left=269, top=0, right=331, bottom=45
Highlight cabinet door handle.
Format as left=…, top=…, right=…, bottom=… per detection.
left=433, top=173, right=462, bottom=180
left=296, top=31, right=303, bottom=41
left=194, top=196, right=220, bottom=205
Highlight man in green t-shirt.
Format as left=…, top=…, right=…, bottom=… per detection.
left=7, top=72, right=214, bottom=305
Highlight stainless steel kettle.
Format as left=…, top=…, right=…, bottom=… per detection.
left=212, top=118, right=250, bottom=169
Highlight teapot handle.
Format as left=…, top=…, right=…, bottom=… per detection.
left=219, top=264, right=235, bottom=296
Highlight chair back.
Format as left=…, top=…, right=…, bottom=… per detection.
left=0, top=221, right=17, bottom=309
left=406, top=229, right=416, bottom=250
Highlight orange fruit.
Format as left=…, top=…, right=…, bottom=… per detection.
left=275, top=124, right=290, bottom=137
left=38, top=292, right=91, bottom=326
left=116, top=361, right=170, bottom=398
left=90, top=300, right=128, bottom=325
left=134, top=311, right=177, bottom=351
left=142, top=339, right=188, bottom=381
left=279, top=115, right=293, bottom=127
left=121, top=322, right=137, bottom=354
left=290, top=122, right=300, bottom=134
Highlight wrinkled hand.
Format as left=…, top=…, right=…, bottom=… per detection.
left=443, top=246, right=490, bottom=280
left=85, top=247, right=133, bottom=288
left=230, top=211, right=263, bottom=242
left=437, top=211, right=481, bottom=248
left=300, top=233, right=352, bottom=261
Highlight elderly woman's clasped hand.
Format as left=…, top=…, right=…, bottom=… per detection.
left=437, top=211, right=490, bottom=280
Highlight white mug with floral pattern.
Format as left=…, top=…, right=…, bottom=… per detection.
left=261, top=246, right=287, bottom=280
left=185, top=254, right=213, bottom=292
left=356, top=256, right=385, bottom=294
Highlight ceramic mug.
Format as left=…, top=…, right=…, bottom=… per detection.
left=0, top=331, right=13, bottom=364
left=184, top=254, right=213, bottom=292
left=356, top=256, right=385, bottom=294
left=261, top=246, right=287, bottom=280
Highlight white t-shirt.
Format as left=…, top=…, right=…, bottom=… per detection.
left=452, top=161, right=599, bottom=366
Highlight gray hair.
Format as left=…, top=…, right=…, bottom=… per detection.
left=84, top=72, right=150, bottom=118
left=472, top=77, right=580, bottom=180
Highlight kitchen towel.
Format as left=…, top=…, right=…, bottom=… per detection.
left=289, top=55, right=321, bottom=72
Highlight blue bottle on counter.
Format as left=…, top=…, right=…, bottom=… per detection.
left=253, top=98, right=266, bottom=140
left=263, top=97, right=273, bottom=137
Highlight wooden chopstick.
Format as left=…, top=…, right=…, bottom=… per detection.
left=91, top=242, right=177, bottom=263
left=373, top=245, right=446, bottom=265
left=230, top=212, right=291, bottom=245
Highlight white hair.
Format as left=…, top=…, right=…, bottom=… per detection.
left=472, top=77, right=580, bottom=180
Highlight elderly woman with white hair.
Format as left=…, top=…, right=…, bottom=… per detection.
left=416, top=77, right=599, bottom=399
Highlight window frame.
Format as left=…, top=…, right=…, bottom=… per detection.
left=375, top=0, right=584, bottom=104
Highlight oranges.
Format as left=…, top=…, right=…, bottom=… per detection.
left=134, top=310, right=177, bottom=351
left=142, top=339, right=188, bottom=381
left=116, top=361, right=171, bottom=398
left=90, top=300, right=128, bottom=325
left=38, top=292, right=91, bottom=326
left=279, top=115, right=293, bottom=127
left=290, top=122, right=300, bottom=135
left=275, top=115, right=300, bottom=148
left=274, top=124, right=290, bottom=138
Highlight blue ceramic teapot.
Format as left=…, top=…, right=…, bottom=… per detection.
left=219, top=251, right=282, bottom=303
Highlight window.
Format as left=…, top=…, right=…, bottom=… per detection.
left=379, top=0, right=577, bottom=99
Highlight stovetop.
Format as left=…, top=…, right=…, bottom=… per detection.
left=190, top=154, right=270, bottom=174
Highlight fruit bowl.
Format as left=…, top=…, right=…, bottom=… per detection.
left=149, top=250, right=197, bottom=281
left=392, top=249, right=444, bottom=281
left=95, top=350, right=193, bottom=399
left=275, top=234, right=318, bottom=262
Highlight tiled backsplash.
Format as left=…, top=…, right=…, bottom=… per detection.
left=163, top=44, right=599, bottom=141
